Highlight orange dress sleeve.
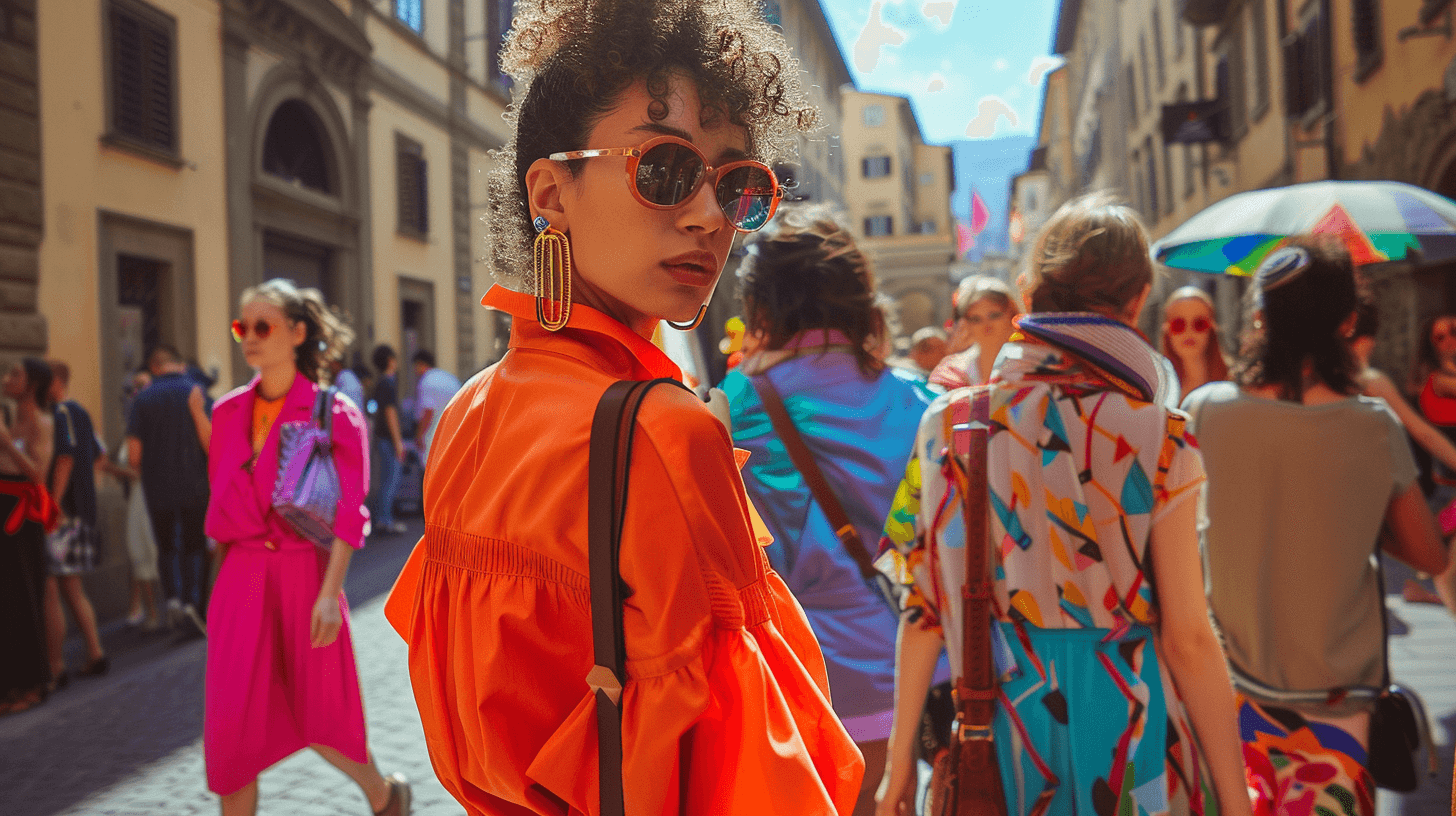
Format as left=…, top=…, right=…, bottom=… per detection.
left=523, top=395, right=863, bottom=815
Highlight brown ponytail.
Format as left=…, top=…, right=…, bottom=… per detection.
left=240, top=279, right=355, bottom=384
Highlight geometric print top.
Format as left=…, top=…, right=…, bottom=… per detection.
left=878, top=328, right=1207, bottom=656
left=877, top=317, right=1213, bottom=816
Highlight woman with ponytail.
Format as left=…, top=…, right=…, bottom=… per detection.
left=383, top=1, right=862, bottom=813
left=204, top=279, right=410, bottom=816
left=1186, top=238, right=1447, bottom=815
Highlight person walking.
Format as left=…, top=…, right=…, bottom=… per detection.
left=410, top=349, right=460, bottom=462
left=112, top=370, right=161, bottom=629
left=876, top=195, right=1252, bottom=816
left=42, top=359, right=108, bottom=686
left=1186, top=239, right=1447, bottom=816
left=369, top=345, right=406, bottom=536
left=205, top=278, right=409, bottom=816
left=332, top=356, right=367, bottom=416
left=1159, top=285, right=1230, bottom=403
left=723, top=206, right=933, bottom=816
left=126, top=344, right=211, bottom=632
left=0, top=358, right=57, bottom=715
left=928, top=275, right=1018, bottom=390
left=1350, top=302, right=1456, bottom=608
left=383, top=1, right=862, bottom=812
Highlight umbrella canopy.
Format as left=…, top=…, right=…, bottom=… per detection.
left=1152, top=180, right=1456, bottom=275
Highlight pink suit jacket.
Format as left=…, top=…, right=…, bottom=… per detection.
left=205, top=371, right=371, bottom=548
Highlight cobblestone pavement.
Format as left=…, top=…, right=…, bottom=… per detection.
left=4, top=527, right=1454, bottom=815
left=0, top=519, right=465, bottom=816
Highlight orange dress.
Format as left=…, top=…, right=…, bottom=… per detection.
left=385, top=287, right=864, bottom=815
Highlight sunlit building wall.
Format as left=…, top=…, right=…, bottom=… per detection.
left=840, top=88, right=956, bottom=333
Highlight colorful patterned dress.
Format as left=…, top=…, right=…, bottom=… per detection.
left=878, top=313, right=1211, bottom=816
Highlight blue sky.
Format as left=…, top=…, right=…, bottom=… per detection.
left=817, top=0, right=1063, bottom=144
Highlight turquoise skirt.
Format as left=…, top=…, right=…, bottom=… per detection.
left=990, top=622, right=1207, bottom=816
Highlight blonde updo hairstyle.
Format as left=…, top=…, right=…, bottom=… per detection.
left=239, top=278, right=354, bottom=384
left=484, top=0, right=818, bottom=292
left=1023, top=193, right=1154, bottom=316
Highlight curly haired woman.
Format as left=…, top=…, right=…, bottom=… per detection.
left=383, top=2, right=863, bottom=813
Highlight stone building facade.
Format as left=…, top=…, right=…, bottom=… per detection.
left=0, top=0, right=44, bottom=370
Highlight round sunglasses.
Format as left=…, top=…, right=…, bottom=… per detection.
left=231, top=319, right=279, bottom=342
left=550, top=135, right=783, bottom=232
left=1167, top=316, right=1211, bottom=334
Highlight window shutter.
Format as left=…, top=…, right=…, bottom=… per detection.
left=397, top=137, right=428, bottom=235
left=1282, top=33, right=1306, bottom=116
left=414, top=154, right=428, bottom=234
left=1352, top=0, right=1379, bottom=59
left=110, top=2, right=174, bottom=151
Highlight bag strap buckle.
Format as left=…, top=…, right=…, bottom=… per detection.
left=586, top=664, right=623, bottom=706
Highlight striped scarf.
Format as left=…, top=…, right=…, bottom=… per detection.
left=993, top=312, right=1176, bottom=408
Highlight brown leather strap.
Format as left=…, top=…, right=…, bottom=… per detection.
left=750, top=375, right=880, bottom=583
left=944, top=389, right=994, bottom=735
left=588, top=377, right=688, bottom=816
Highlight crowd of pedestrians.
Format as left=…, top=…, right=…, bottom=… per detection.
left=0, top=297, right=455, bottom=737
left=357, top=1, right=1451, bottom=814
left=7, top=2, right=1456, bottom=815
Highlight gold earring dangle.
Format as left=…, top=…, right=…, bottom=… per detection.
left=665, top=305, right=708, bottom=331
left=533, top=216, right=572, bottom=332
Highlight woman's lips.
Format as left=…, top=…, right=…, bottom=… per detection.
left=662, top=251, right=718, bottom=287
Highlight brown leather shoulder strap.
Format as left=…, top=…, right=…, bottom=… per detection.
left=947, top=388, right=995, bottom=735
left=750, top=374, right=880, bottom=582
left=588, top=377, right=689, bottom=816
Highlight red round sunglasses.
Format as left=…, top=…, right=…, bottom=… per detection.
left=231, top=319, right=277, bottom=342
left=549, top=135, right=783, bottom=232
left=1167, top=316, right=1211, bottom=334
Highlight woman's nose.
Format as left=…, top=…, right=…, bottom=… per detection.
left=678, top=176, right=724, bottom=233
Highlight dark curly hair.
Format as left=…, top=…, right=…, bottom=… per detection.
left=240, top=279, right=356, bottom=385
left=738, top=205, right=885, bottom=376
left=484, top=0, right=818, bottom=291
left=1235, top=236, right=1360, bottom=400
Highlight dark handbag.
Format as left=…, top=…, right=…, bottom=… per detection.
left=272, top=386, right=341, bottom=550
left=1367, top=556, right=1436, bottom=791
left=587, top=378, right=690, bottom=816
left=749, top=376, right=900, bottom=615
left=926, top=388, right=1014, bottom=816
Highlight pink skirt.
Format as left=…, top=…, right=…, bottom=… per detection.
left=204, top=538, right=368, bottom=795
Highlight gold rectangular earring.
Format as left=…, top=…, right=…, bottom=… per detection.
left=533, top=216, right=572, bottom=332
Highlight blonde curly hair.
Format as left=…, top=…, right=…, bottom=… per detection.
left=483, top=0, right=819, bottom=291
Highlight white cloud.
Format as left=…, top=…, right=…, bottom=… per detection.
left=853, top=1, right=909, bottom=74
left=926, top=73, right=948, bottom=93
left=965, top=96, right=1020, bottom=138
left=921, top=0, right=957, bottom=28
left=1027, top=55, right=1064, bottom=86
left=993, top=58, right=1009, bottom=72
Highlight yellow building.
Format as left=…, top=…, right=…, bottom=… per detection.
left=839, top=89, right=956, bottom=332
left=36, top=0, right=511, bottom=447
left=1337, top=0, right=1456, bottom=198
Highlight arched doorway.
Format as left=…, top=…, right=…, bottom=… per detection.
left=260, top=100, right=338, bottom=300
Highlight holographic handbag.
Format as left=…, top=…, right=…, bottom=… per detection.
left=272, top=386, right=341, bottom=550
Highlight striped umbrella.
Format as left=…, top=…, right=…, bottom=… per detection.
left=1152, top=180, right=1456, bottom=275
